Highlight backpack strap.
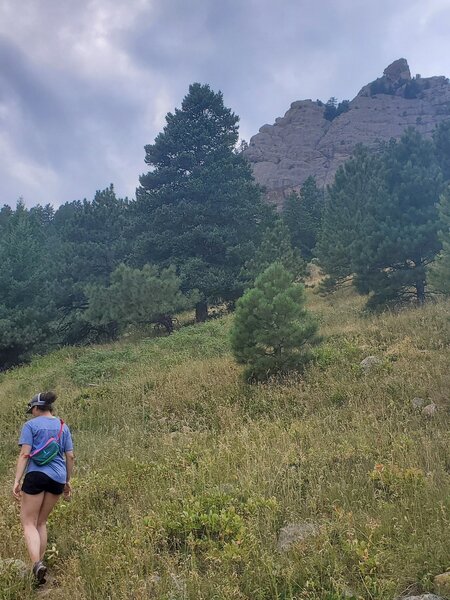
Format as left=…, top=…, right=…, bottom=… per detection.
left=56, top=419, right=65, bottom=441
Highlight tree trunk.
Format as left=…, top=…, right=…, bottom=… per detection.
left=158, top=314, right=174, bottom=334
left=416, top=279, right=426, bottom=305
left=274, top=344, right=283, bottom=358
left=195, top=301, right=208, bottom=323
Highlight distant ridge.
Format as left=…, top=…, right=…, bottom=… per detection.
left=244, top=59, right=450, bottom=205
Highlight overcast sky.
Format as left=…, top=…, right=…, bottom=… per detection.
left=1, top=0, right=450, bottom=207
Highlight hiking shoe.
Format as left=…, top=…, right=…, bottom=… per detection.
left=32, top=560, right=47, bottom=585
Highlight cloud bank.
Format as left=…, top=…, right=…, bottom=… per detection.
left=1, top=0, right=449, bottom=206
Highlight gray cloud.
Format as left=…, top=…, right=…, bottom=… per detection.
left=0, top=0, right=449, bottom=206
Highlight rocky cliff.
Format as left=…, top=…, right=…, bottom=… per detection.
left=245, top=59, right=450, bottom=206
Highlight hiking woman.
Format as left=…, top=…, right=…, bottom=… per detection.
left=13, top=391, right=74, bottom=584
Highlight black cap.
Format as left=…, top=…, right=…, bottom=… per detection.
left=26, top=393, right=47, bottom=414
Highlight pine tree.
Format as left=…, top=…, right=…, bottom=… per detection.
left=241, top=219, right=306, bottom=286
left=316, top=146, right=381, bottom=289
left=230, top=263, right=320, bottom=382
left=353, top=130, right=442, bottom=307
left=53, top=185, right=129, bottom=286
left=52, top=185, right=130, bottom=343
left=433, top=120, right=450, bottom=183
left=0, top=202, right=54, bottom=369
left=283, top=176, right=324, bottom=261
left=429, top=186, right=450, bottom=294
left=84, top=264, right=198, bottom=334
left=134, top=83, right=274, bottom=322
left=324, top=97, right=338, bottom=121
left=317, top=131, right=443, bottom=308
left=0, top=205, right=13, bottom=233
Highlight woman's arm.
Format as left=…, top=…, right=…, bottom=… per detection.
left=64, top=450, right=75, bottom=498
left=13, top=444, right=31, bottom=499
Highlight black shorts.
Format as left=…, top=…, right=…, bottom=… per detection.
left=22, top=472, right=65, bottom=496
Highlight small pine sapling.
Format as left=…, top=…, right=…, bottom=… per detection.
left=230, top=263, right=321, bottom=382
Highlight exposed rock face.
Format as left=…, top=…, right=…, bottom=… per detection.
left=245, top=59, right=450, bottom=206
left=384, top=57, right=411, bottom=83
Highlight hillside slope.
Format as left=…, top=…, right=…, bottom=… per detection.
left=245, top=59, right=450, bottom=206
left=0, top=292, right=449, bottom=599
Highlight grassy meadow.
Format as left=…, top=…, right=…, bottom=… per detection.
left=0, top=288, right=449, bottom=599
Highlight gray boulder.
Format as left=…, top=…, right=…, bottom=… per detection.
left=422, top=403, right=438, bottom=417
left=434, top=572, right=450, bottom=597
left=277, top=522, right=320, bottom=552
left=360, top=356, right=382, bottom=372
left=399, top=596, right=445, bottom=600
left=0, top=558, right=28, bottom=579
left=411, top=397, right=426, bottom=409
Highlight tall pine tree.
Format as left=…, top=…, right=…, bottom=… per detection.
left=0, top=202, right=55, bottom=369
left=353, top=130, right=442, bottom=307
left=317, top=146, right=381, bottom=289
left=318, top=131, right=443, bottom=308
left=429, top=186, right=450, bottom=295
left=433, top=120, right=450, bottom=183
left=51, top=185, right=130, bottom=344
left=283, top=176, right=324, bottom=261
left=133, top=83, right=274, bottom=321
left=240, top=219, right=306, bottom=286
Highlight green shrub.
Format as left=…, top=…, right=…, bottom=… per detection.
left=231, top=263, right=321, bottom=381
left=146, top=490, right=278, bottom=554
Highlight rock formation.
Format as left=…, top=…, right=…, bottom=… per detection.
left=244, top=59, right=450, bottom=206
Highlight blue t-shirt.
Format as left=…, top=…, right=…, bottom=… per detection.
left=19, top=416, right=74, bottom=484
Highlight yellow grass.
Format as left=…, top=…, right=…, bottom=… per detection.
left=0, top=290, right=449, bottom=599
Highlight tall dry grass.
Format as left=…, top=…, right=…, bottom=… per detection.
left=0, top=290, right=449, bottom=599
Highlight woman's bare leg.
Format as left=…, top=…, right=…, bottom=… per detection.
left=37, top=492, right=61, bottom=559
left=20, top=492, right=45, bottom=563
